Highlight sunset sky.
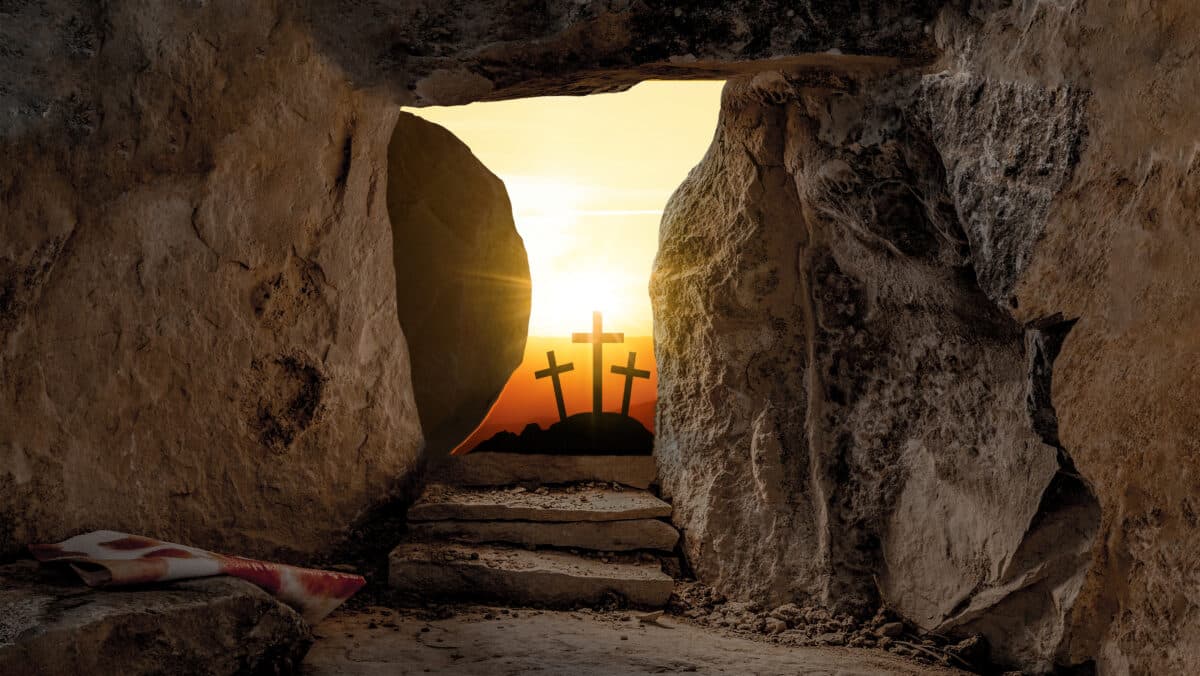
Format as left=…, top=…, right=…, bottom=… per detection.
left=408, top=80, right=724, bottom=336
left=406, top=81, right=724, bottom=451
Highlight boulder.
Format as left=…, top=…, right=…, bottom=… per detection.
left=388, top=113, right=530, bottom=458
left=0, top=4, right=528, bottom=560
left=650, top=75, right=1098, bottom=670
left=0, top=562, right=311, bottom=675
left=0, top=4, right=424, bottom=560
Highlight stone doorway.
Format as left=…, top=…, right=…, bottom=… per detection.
left=397, top=81, right=722, bottom=461
left=385, top=82, right=724, bottom=613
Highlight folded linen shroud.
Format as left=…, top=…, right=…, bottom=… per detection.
left=29, top=530, right=364, bottom=623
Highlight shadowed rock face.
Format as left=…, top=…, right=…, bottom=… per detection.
left=651, top=76, right=1100, bottom=670
left=0, top=562, right=312, bottom=675
left=299, top=0, right=942, bottom=104
left=925, top=3, right=1200, bottom=673
left=387, top=113, right=530, bottom=459
left=651, top=1, right=1200, bottom=670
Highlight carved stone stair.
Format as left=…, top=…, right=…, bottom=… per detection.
left=388, top=541, right=673, bottom=607
left=389, top=454, right=678, bottom=608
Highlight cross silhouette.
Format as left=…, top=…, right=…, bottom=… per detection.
left=534, top=350, right=574, bottom=422
left=572, top=311, right=624, bottom=416
left=611, top=351, right=651, bottom=417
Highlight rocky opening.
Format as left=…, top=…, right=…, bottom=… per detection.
left=375, top=74, right=1106, bottom=672
left=4, top=2, right=1197, bottom=674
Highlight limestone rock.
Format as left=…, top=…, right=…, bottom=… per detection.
left=408, top=518, right=679, bottom=552
left=407, top=484, right=672, bottom=522
left=388, top=112, right=531, bottom=457
left=0, top=5, right=527, bottom=560
left=921, top=3, right=1200, bottom=673
left=0, top=4, right=424, bottom=560
left=388, top=541, right=673, bottom=608
left=0, top=562, right=311, bottom=675
left=300, top=0, right=942, bottom=104
left=651, top=76, right=1098, bottom=670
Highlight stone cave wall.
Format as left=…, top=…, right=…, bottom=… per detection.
left=0, top=0, right=937, bottom=561
left=930, top=3, right=1200, bottom=673
left=650, top=72, right=1099, bottom=670
left=0, top=2, right=529, bottom=562
left=653, top=2, right=1200, bottom=673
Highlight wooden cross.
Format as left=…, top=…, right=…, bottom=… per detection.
left=611, top=351, right=650, bottom=417
left=572, top=311, right=624, bottom=416
left=534, top=350, right=574, bottom=422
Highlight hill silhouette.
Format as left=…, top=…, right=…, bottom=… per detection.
left=452, top=335, right=657, bottom=454
left=470, top=412, right=652, bottom=455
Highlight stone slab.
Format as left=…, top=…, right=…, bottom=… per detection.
left=408, top=518, right=680, bottom=552
left=0, top=561, right=312, bottom=675
left=433, top=453, right=657, bottom=489
left=388, top=542, right=673, bottom=608
left=408, top=484, right=672, bottom=522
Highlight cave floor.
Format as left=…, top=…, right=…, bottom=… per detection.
left=303, top=605, right=966, bottom=676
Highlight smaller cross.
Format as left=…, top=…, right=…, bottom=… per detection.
left=534, top=350, right=574, bottom=422
left=610, top=351, right=650, bottom=417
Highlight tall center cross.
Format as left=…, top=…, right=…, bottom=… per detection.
left=572, top=310, right=624, bottom=416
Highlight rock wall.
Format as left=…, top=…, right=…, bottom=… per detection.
left=654, top=2, right=1200, bottom=673
left=300, top=0, right=941, bottom=103
left=0, top=3, right=526, bottom=561
left=928, top=3, right=1200, bottom=673
left=651, top=74, right=1099, bottom=670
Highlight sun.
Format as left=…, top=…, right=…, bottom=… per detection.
left=500, top=176, right=644, bottom=336
left=533, top=267, right=631, bottom=335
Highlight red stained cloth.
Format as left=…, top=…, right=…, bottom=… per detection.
left=29, top=530, right=364, bottom=624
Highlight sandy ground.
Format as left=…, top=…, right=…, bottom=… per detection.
left=303, top=606, right=967, bottom=676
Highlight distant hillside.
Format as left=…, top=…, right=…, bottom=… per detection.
left=453, top=336, right=657, bottom=454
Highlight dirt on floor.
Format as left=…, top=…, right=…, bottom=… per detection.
left=303, top=605, right=969, bottom=676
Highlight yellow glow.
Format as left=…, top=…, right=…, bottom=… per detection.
left=406, top=80, right=724, bottom=336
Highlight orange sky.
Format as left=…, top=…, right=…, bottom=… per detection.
left=454, top=336, right=657, bottom=453
left=406, top=82, right=723, bottom=451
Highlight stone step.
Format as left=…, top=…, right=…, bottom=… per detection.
left=408, top=518, right=680, bottom=552
left=388, top=542, right=673, bottom=608
left=0, top=562, right=311, bottom=674
left=407, top=484, right=672, bottom=523
left=432, top=453, right=657, bottom=489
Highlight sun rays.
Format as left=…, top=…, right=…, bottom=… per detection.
left=407, top=80, right=724, bottom=338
